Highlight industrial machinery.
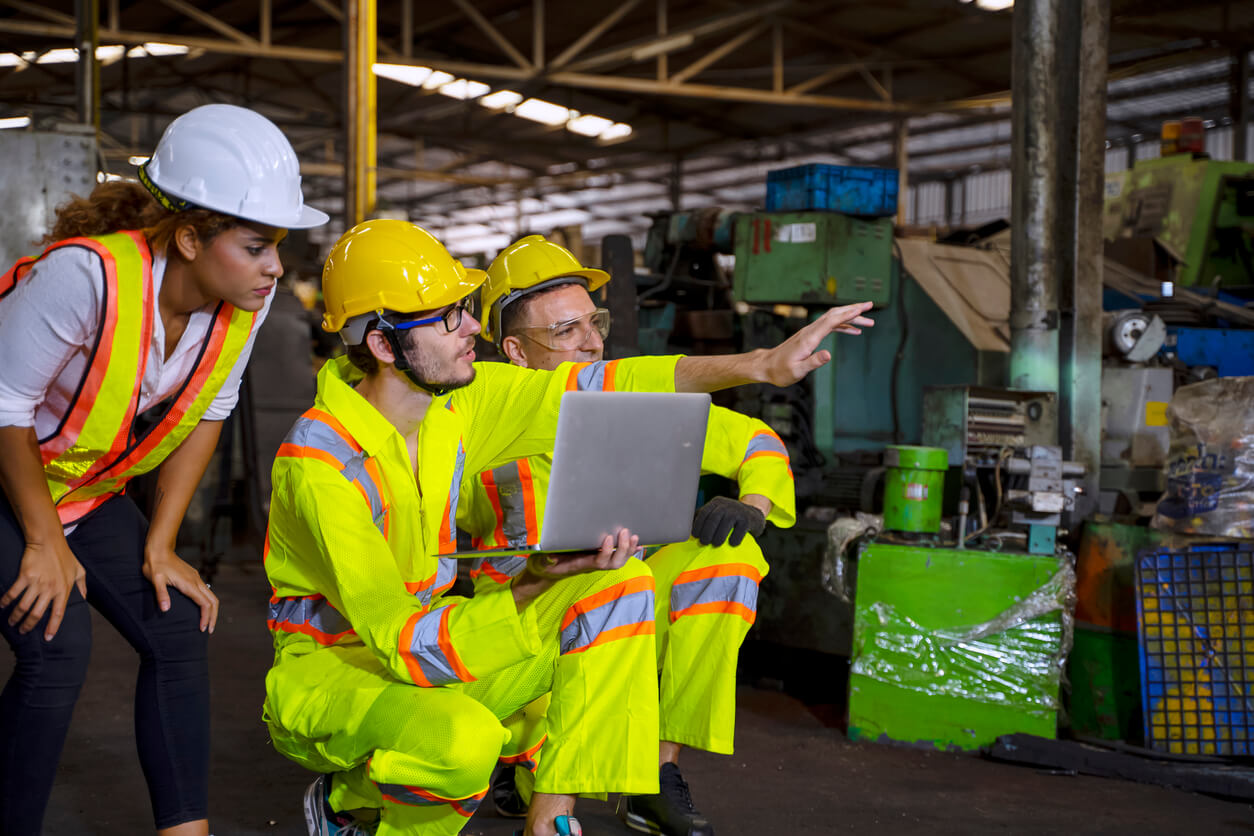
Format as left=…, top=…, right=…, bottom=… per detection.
left=0, top=125, right=98, bottom=272
left=1103, top=153, right=1254, bottom=289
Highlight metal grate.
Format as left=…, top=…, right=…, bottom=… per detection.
left=1135, top=544, right=1254, bottom=756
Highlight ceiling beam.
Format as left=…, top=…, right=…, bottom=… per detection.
left=156, top=0, right=259, bottom=47
left=449, top=0, right=531, bottom=70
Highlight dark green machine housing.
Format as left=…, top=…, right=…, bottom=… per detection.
left=808, top=262, right=1006, bottom=453
left=733, top=212, right=894, bottom=306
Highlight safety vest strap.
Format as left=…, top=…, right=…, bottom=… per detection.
left=60, top=300, right=258, bottom=515
left=558, top=574, right=656, bottom=656
left=475, top=458, right=540, bottom=550
left=433, top=556, right=458, bottom=598
left=436, top=439, right=465, bottom=554
left=565, top=359, right=620, bottom=392
left=25, top=234, right=153, bottom=499
left=276, top=408, right=389, bottom=536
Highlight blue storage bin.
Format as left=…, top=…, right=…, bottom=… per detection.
left=1134, top=543, right=1254, bottom=756
left=765, top=163, right=898, bottom=216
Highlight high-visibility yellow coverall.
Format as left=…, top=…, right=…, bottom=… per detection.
left=263, top=356, right=679, bottom=835
left=460, top=406, right=796, bottom=768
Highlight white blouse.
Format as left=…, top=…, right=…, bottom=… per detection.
left=0, top=244, right=271, bottom=435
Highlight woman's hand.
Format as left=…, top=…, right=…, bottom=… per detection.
left=142, top=545, right=218, bottom=633
left=1, top=537, right=85, bottom=640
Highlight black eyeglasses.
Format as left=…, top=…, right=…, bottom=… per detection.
left=386, top=297, right=476, bottom=334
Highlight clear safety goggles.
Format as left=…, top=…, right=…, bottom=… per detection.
left=519, top=308, right=611, bottom=351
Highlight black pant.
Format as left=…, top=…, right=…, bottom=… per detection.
left=0, top=494, right=209, bottom=834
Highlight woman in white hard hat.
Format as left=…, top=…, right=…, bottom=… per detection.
left=0, top=103, right=327, bottom=836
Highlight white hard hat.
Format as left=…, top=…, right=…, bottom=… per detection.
left=139, top=103, right=328, bottom=229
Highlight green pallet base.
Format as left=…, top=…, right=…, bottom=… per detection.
left=848, top=678, right=1058, bottom=751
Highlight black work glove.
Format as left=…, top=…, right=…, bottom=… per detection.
left=692, top=496, right=766, bottom=547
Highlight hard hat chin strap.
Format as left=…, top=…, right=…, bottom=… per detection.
left=375, top=318, right=456, bottom=397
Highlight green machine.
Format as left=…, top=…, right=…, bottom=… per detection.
left=847, top=542, right=1071, bottom=751
left=730, top=213, right=1006, bottom=455
left=1104, top=154, right=1254, bottom=287
left=733, top=211, right=893, bottom=306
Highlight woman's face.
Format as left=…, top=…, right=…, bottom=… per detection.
left=189, top=223, right=287, bottom=312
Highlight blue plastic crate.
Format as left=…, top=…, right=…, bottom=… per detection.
left=765, top=163, right=898, bottom=216
left=1134, top=543, right=1254, bottom=756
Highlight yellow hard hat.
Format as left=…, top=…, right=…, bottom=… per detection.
left=482, top=235, right=609, bottom=345
left=321, top=219, right=486, bottom=340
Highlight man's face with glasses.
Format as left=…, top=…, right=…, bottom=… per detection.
left=376, top=296, right=481, bottom=390
left=501, top=283, right=610, bottom=371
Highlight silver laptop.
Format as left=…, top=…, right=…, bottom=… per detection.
left=450, top=390, right=711, bottom=558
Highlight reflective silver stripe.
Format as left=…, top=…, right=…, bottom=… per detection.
left=444, top=439, right=465, bottom=548
left=575, top=361, right=609, bottom=391
left=487, top=461, right=534, bottom=548
left=406, top=606, right=464, bottom=684
left=284, top=416, right=387, bottom=534
left=434, top=556, right=457, bottom=594
left=414, top=583, right=432, bottom=608
left=743, top=431, right=788, bottom=461
left=671, top=572, right=760, bottom=615
left=560, top=585, right=654, bottom=654
left=376, top=783, right=481, bottom=812
left=483, top=555, right=527, bottom=579
left=267, top=596, right=353, bottom=640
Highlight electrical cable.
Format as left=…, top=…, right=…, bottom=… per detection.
left=890, top=240, right=909, bottom=444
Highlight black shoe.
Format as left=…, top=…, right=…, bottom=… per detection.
left=617, top=763, right=713, bottom=836
left=492, top=766, right=529, bottom=818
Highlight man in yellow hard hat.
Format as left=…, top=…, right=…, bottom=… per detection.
left=459, top=235, right=797, bottom=836
left=261, top=219, right=873, bottom=836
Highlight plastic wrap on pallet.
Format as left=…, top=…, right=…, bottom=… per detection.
left=1152, top=376, right=1254, bottom=538
left=851, top=561, right=1076, bottom=709
left=822, top=512, right=883, bottom=603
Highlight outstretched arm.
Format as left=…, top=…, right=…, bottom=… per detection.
left=675, top=302, right=874, bottom=392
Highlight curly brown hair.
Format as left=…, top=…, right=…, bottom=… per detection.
left=44, top=181, right=239, bottom=255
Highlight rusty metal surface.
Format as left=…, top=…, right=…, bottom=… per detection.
left=1009, top=0, right=1060, bottom=395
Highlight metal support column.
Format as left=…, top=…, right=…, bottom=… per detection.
left=1068, top=0, right=1109, bottom=519
left=75, top=0, right=99, bottom=132
left=1234, top=48, right=1250, bottom=162
left=1009, top=0, right=1060, bottom=394
left=345, top=0, right=377, bottom=226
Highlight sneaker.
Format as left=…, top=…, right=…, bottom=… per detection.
left=492, top=765, right=529, bottom=818
left=303, top=775, right=377, bottom=836
left=617, top=763, right=714, bottom=836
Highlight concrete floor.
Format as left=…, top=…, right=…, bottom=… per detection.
left=8, top=560, right=1254, bottom=836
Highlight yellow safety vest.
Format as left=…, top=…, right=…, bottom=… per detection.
left=264, top=356, right=681, bottom=687
left=0, top=231, right=259, bottom=523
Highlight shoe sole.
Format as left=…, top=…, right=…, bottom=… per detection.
left=619, top=808, right=664, bottom=836
left=302, top=782, right=324, bottom=836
